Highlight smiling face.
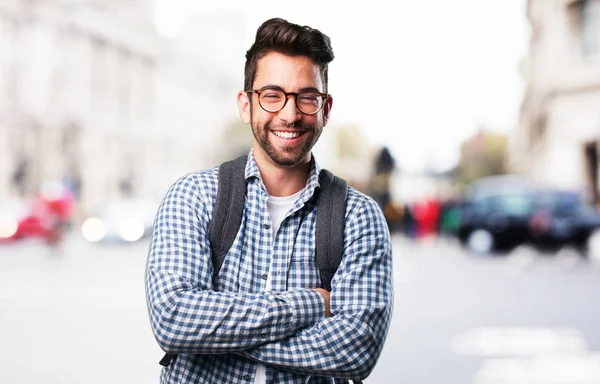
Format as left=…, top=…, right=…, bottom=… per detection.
left=238, top=51, right=332, bottom=167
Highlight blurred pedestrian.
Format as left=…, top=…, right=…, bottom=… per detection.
left=402, top=202, right=416, bottom=239
left=145, top=18, right=393, bottom=384
left=438, top=199, right=461, bottom=238
left=12, top=158, right=28, bottom=196
left=370, top=146, right=396, bottom=212
left=413, top=197, right=441, bottom=239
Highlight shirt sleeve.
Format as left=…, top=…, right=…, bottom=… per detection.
left=145, top=173, right=325, bottom=354
left=236, top=196, right=394, bottom=381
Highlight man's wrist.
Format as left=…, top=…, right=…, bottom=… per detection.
left=314, top=288, right=331, bottom=317
left=281, top=289, right=325, bottom=329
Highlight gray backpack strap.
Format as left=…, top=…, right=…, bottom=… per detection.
left=159, top=156, right=248, bottom=369
left=209, top=155, right=248, bottom=276
left=316, top=169, right=348, bottom=291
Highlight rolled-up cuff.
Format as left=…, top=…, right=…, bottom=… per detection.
left=280, top=289, right=325, bottom=329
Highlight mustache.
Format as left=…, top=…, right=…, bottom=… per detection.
left=265, top=121, right=314, bottom=131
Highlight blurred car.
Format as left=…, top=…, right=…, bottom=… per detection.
left=0, top=199, right=56, bottom=243
left=529, top=190, right=600, bottom=250
left=80, top=199, right=158, bottom=244
left=457, top=175, right=600, bottom=255
left=457, top=176, right=537, bottom=253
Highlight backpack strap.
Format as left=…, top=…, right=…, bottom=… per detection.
left=315, top=169, right=348, bottom=291
left=159, top=156, right=248, bottom=369
left=209, top=155, right=248, bottom=275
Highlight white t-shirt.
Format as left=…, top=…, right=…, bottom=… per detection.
left=254, top=188, right=303, bottom=384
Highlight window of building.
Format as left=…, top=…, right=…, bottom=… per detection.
left=582, top=0, right=600, bottom=58
left=1, top=18, right=20, bottom=105
left=91, top=38, right=108, bottom=114
left=118, top=49, right=131, bottom=119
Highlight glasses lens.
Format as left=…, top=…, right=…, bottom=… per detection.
left=258, top=89, right=286, bottom=112
left=296, top=91, right=323, bottom=114
left=257, top=89, right=325, bottom=114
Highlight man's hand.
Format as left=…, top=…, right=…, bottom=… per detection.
left=314, top=288, right=332, bottom=317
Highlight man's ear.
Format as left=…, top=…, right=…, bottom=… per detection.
left=322, top=96, right=333, bottom=127
left=237, top=91, right=251, bottom=124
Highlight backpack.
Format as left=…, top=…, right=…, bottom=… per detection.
left=159, top=156, right=358, bottom=383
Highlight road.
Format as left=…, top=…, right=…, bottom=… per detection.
left=1, top=234, right=599, bottom=383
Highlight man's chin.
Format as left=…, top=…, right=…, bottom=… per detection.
left=269, top=151, right=310, bottom=167
left=270, top=156, right=301, bottom=167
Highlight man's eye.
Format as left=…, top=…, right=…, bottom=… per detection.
left=299, top=94, right=319, bottom=102
left=263, top=93, right=282, bottom=99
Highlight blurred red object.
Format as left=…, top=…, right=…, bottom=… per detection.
left=0, top=181, right=76, bottom=243
left=413, top=198, right=442, bottom=238
left=529, top=211, right=551, bottom=234
left=0, top=199, right=51, bottom=242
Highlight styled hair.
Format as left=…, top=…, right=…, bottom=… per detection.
left=244, top=18, right=334, bottom=93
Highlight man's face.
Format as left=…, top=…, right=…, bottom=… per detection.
left=237, top=52, right=332, bottom=167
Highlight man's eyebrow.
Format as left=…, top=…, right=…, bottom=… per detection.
left=298, top=87, right=322, bottom=93
left=258, top=85, right=323, bottom=93
left=259, top=85, right=284, bottom=91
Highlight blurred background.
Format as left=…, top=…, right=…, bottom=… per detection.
left=1, top=0, right=600, bottom=383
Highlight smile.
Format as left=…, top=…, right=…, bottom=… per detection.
left=273, top=131, right=303, bottom=139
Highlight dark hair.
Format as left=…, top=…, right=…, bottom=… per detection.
left=244, top=18, right=334, bottom=93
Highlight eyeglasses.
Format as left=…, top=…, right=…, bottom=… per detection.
left=246, top=88, right=330, bottom=115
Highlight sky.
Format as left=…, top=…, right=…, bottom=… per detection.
left=154, top=0, right=530, bottom=173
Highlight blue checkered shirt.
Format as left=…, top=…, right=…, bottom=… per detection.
left=145, top=152, right=394, bottom=383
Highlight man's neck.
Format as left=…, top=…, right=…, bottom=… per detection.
left=253, top=150, right=311, bottom=197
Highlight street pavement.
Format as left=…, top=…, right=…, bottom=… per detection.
left=0, top=233, right=599, bottom=383
left=370, top=237, right=600, bottom=384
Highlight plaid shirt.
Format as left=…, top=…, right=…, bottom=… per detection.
left=145, top=152, right=394, bottom=383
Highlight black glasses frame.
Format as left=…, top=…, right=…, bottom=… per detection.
left=245, top=89, right=330, bottom=115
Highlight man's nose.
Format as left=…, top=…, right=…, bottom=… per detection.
left=278, top=95, right=302, bottom=123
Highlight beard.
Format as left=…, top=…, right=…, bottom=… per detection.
left=251, top=116, right=322, bottom=167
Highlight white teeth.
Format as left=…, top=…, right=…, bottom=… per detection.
left=274, top=131, right=301, bottom=139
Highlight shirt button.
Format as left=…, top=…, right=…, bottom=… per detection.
left=263, top=224, right=270, bottom=229
left=260, top=333, right=267, bottom=339
left=243, top=374, right=251, bottom=381
left=262, top=274, right=268, bottom=280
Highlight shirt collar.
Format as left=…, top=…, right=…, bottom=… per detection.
left=244, top=149, right=322, bottom=201
left=244, top=149, right=262, bottom=181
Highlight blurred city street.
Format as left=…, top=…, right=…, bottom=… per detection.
left=1, top=233, right=599, bottom=384
left=1, top=0, right=600, bottom=382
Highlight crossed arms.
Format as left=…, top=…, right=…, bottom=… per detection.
left=145, top=174, right=394, bottom=380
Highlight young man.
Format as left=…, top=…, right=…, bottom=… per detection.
left=145, top=18, right=394, bottom=383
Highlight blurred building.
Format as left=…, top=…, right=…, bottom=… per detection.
left=511, top=0, right=600, bottom=203
left=459, top=128, right=508, bottom=185
left=326, top=124, right=376, bottom=190
left=0, top=0, right=241, bottom=214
